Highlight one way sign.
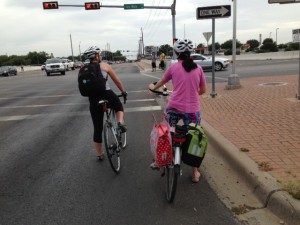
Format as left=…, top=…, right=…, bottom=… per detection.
left=196, top=5, right=231, bottom=20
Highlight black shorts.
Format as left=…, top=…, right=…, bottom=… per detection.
left=89, top=90, right=124, bottom=143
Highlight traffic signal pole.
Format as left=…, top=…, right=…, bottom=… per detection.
left=44, top=1, right=177, bottom=58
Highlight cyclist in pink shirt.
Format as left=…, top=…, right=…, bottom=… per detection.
left=149, top=38, right=207, bottom=183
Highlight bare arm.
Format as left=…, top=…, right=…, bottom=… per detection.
left=148, top=79, right=166, bottom=91
left=199, top=86, right=206, bottom=95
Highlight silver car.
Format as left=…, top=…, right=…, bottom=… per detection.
left=190, top=53, right=230, bottom=71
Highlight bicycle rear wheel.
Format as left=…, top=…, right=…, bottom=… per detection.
left=166, top=164, right=180, bottom=203
left=103, top=122, right=121, bottom=174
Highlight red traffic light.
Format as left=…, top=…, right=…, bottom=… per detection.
left=43, top=1, right=59, bottom=9
left=85, top=2, right=100, bottom=10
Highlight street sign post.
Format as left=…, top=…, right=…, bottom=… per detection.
left=196, top=5, right=231, bottom=97
left=196, top=5, right=231, bottom=20
left=292, top=29, right=300, bottom=99
left=124, top=4, right=144, bottom=10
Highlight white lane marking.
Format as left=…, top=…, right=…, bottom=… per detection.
left=0, top=94, right=79, bottom=100
left=141, top=71, right=228, bottom=81
left=140, top=73, right=161, bottom=80
left=0, top=91, right=150, bottom=100
left=0, top=106, right=162, bottom=121
left=0, top=99, right=156, bottom=109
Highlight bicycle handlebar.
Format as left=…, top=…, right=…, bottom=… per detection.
left=149, top=82, right=170, bottom=96
left=117, top=93, right=127, bottom=104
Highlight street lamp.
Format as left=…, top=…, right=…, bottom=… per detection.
left=79, top=41, right=82, bottom=61
left=276, top=28, right=279, bottom=44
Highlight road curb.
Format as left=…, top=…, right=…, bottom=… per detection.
left=202, top=120, right=300, bottom=225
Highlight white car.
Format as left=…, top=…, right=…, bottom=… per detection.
left=172, top=54, right=230, bottom=71
left=190, top=53, right=230, bottom=71
left=45, top=58, right=66, bottom=76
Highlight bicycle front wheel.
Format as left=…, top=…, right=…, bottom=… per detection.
left=120, top=130, right=127, bottom=149
left=166, top=164, right=180, bottom=203
left=103, top=122, right=121, bottom=174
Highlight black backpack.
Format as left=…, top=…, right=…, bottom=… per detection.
left=78, top=63, right=107, bottom=97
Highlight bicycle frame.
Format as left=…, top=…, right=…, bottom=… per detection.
left=102, top=101, right=122, bottom=150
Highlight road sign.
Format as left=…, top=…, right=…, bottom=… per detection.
left=196, top=5, right=231, bottom=19
left=124, top=4, right=144, bottom=10
left=293, top=29, right=300, bottom=43
left=268, top=0, right=300, bottom=4
left=203, top=32, right=212, bottom=42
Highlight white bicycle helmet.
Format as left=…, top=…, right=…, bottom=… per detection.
left=173, top=39, right=194, bottom=53
left=83, top=46, right=101, bottom=59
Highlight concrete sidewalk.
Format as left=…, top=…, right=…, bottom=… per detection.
left=136, top=60, right=300, bottom=225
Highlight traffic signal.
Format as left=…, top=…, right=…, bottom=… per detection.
left=85, top=2, right=100, bottom=10
left=43, top=1, right=59, bottom=9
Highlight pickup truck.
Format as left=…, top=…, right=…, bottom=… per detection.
left=61, top=59, right=75, bottom=71
left=45, top=58, right=66, bottom=76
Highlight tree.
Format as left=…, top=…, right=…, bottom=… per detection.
left=221, top=39, right=242, bottom=50
left=159, top=44, right=173, bottom=57
left=208, top=42, right=221, bottom=52
left=246, top=39, right=259, bottom=51
left=260, top=38, right=278, bottom=52
left=195, top=43, right=206, bottom=54
left=27, top=51, right=48, bottom=64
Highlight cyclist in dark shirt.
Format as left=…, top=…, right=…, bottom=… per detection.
left=83, top=46, right=127, bottom=161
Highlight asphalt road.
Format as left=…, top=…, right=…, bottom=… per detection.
left=0, top=64, right=240, bottom=225
left=204, top=58, right=299, bottom=83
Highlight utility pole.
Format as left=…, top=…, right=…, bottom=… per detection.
left=79, top=41, right=82, bottom=61
left=69, top=34, right=74, bottom=62
left=141, top=27, right=144, bottom=56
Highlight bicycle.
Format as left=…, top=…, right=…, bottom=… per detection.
left=150, top=85, right=200, bottom=203
left=99, top=94, right=127, bottom=174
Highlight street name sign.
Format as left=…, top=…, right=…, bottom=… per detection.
left=292, top=29, right=300, bottom=43
left=196, top=5, right=231, bottom=20
left=268, top=0, right=300, bottom=3
left=124, top=4, right=144, bottom=10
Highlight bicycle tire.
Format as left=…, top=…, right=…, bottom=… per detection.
left=120, top=130, right=127, bottom=149
left=166, top=164, right=180, bottom=203
left=103, top=122, right=121, bottom=174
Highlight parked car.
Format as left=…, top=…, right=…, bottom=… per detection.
left=45, top=58, right=66, bottom=76
left=74, top=61, right=84, bottom=69
left=41, top=63, right=45, bottom=71
left=171, top=53, right=230, bottom=71
left=0, top=66, right=17, bottom=76
left=61, top=59, right=75, bottom=71
left=190, top=53, right=230, bottom=71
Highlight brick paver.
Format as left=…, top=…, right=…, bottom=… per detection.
left=201, top=75, right=300, bottom=182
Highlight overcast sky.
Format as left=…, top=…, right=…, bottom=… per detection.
left=1, top=0, right=299, bottom=58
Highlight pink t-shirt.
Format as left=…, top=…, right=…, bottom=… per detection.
left=162, top=61, right=206, bottom=113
